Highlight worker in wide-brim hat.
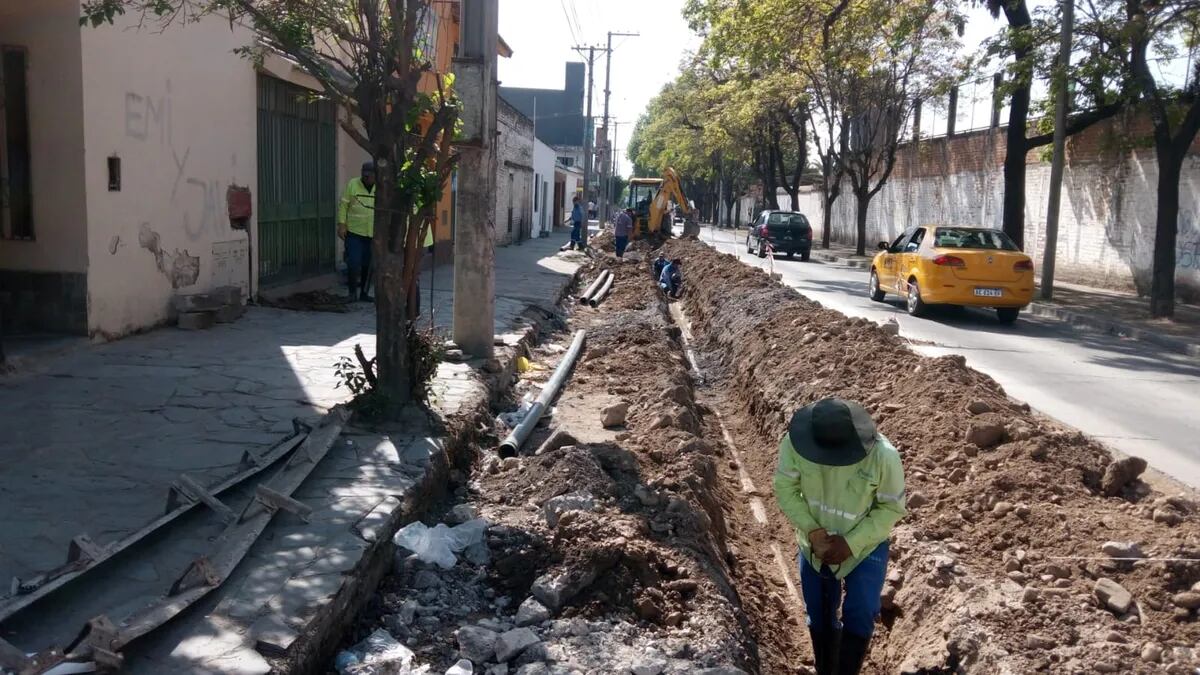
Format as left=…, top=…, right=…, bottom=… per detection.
left=774, top=398, right=907, bottom=675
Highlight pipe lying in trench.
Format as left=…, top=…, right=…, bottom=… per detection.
left=579, top=271, right=611, bottom=305
left=498, top=329, right=587, bottom=458
left=588, top=273, right=615, bottom=307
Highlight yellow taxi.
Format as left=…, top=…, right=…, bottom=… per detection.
left=868, top=225, right=1035, bottom=323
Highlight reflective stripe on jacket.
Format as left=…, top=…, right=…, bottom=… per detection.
left=773, top=432, right=906, bottom=579
left=339, top=177, right=376, bottom=238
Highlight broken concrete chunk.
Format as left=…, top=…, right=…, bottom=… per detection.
left=965, top=420, right=1006, bottom=448
left=456, top=626, right=498, bottom=663
left=1171, top=591, right=1200, bottom=610
left=1100, top=456, right=1148, bottom=497
left=1094, top=578, right=1134, bottom=615
left=662, top=385, right=690, bottom=406
left=630, top=654, right=668, bottom=675
left=495, top=627, right=540, bottom=663
left=542, top=492, right=597, bottom=529
left=966, top=400, right=993, bottom=415
left=1101, top=541, right=1144, bottom=559
left=602, top=402, right=630, bottom=428
left=446, top=659, right=474, bottom=675
left=530, top=557, right=613, bottom=612
left=906, top=491, right=929, bottom=509
left=516, top=597, right=552, bottom=627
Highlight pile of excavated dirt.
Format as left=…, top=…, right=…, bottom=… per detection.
left=667, top=238, right=1200, bottom=674
left=346, top=253, right=759, bottom=674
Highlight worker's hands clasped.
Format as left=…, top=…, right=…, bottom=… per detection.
left=809, top=528, right=853, bottom=565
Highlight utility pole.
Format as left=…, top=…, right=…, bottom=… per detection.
left=574, top=45, right=605, bottom=247
left=452, top=0, right=498, bottom=358
left=1042, top=0, right=1073, bottom=300
left=599, top=31, right=638, bottom=226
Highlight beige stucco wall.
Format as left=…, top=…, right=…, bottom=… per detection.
left=0, top=0, right=88, bottom=273
left=80, top=13, right=257, bottom=338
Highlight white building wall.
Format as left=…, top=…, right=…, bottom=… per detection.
left=0, top=0, right=88, bottom=274
left=533, top=139, right=556, bottom=238
left=496, top=100, right=534, bottom=246
left=80, top=15, right=258, bottom=338
left=820, top=149, right=1200, bottom=299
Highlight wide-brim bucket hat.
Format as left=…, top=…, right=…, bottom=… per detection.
left=788, top=398, right=877, bottom=466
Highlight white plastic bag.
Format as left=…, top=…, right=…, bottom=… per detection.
left=335, top=628, right=415, bottom=674
left=393, top=518, right=489, bottom=570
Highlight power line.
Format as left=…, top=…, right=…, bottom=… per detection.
left=559, top=0, right=579, bottom=44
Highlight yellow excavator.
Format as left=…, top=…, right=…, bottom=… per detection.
left=626, top=167, right=698, bottom=239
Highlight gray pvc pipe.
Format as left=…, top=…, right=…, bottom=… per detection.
left=588, top=273, right=615, bottom=307
left=498, top=329, right=587, bottom=457
left=579, top=271, right=611, bottom=305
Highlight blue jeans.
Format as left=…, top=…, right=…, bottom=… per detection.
left=799, top=540, right=889, bottom=639
left=615, top=235, right=629, bottom=257
left=570, top=222, right=582, bottom=246
left=344, top=232, right=372, bottom=295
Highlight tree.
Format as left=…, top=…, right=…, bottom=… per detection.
left=805, top=0, right=960, bottom=255
left=1074, top=0, right=1200, bottom=317
left=977, top=0, right=1124, bottom=250
left=82, top=0, right=460, bottom=404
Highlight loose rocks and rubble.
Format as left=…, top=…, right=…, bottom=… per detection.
left=345, top=248, right=754, bottom=674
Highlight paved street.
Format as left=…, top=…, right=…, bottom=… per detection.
left=699, top=226, right=1200, bottom=489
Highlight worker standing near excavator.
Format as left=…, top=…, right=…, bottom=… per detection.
left=774, top=398, right=906, bottom=675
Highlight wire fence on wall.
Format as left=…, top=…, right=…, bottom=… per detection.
left=901, top=54, right=1194, bottom=143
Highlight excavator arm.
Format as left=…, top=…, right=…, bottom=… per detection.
left=653, top=167, right=698, bottom=237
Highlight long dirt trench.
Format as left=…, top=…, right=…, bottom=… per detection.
left=345, top=237, right=1200, bottom=675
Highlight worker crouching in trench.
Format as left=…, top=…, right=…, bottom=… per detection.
left=774, top=398, right=907, bottom=675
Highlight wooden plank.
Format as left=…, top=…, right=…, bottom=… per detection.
left=0, top=430, right=308, bottom=623
left=105, top=406, right=350, bottom=651
left=0, top=635, right=29, bottom=671
left=252, top=485, right=313, bottom=522
left=175, top=475, right=236, bottom=524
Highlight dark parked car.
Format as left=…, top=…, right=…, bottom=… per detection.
left=746, top=210, right=813, bottom=260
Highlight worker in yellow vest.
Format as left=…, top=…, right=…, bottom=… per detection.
left=338, top=161, right=436, bottom=305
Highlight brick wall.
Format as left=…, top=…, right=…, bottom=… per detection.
left=495, top=99, right=535, bottom=246
left=811, top=115, right=1200, bottom=301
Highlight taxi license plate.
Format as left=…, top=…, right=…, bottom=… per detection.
left=974, top=288, right=1003, bottom=298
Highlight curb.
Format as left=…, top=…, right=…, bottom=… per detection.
left=1025, top=302, right=1200, bottom=359
left=811, top=250, right=871, bottom=269
left=804, top=248, right=1200, bottom=361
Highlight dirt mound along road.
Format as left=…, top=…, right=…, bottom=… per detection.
left=668, top=238, right=1200, bottom=674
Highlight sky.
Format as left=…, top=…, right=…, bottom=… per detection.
left=497, top=0, right=699, bottom=176
left=495, top=0, right=1077, bottom=176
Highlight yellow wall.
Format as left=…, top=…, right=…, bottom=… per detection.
left=422, top=2, right=459, bottom=248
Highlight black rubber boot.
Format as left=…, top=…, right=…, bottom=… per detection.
left=837, top=631, right=870, bottom=675
left=809, top=629, right=839, bottom=675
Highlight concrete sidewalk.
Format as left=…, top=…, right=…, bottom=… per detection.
left=0, top=237, right=582, bottom=672
left=807, top=241, right=1200, bottom=359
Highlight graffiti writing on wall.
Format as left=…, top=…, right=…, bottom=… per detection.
left=1176, top=209, right=1200, bottom=271
left=124, top=80, right=233, bottom=243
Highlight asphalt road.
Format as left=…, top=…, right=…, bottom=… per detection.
left=699, top=226, right=1200, bottom=489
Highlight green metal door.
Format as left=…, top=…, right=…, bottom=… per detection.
left=256, top=75, right=337, bottom=287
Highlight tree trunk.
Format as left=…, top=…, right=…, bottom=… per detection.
left=1151, top=150, right=1181, bottom=318
left=372, top=162, right=412, bottom=404
left=999, top=2, right=1033, bottom=250
left=1001, top=86, right=1030, bottom=250
left=822, top=177, right=841, bottom=249
left=854, top=187, right=870, bottom=256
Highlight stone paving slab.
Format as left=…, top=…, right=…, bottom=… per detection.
left=0, top=237, right=581, bottom=672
